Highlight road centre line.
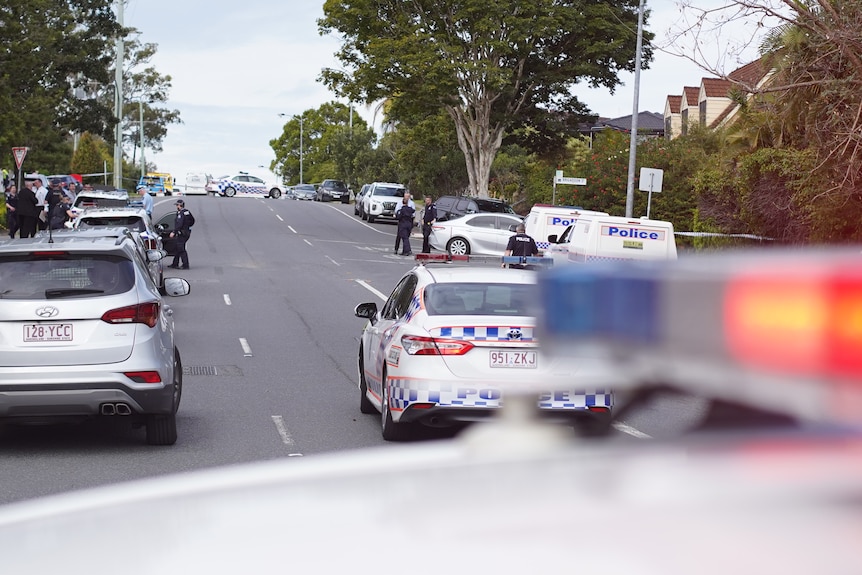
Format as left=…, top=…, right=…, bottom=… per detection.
left=288, top=225, right=297, bottom=234
left=271, top=415, right=298, bottom=447
left=276, top=214, right=284, bottom=222
left=355, top=279, right=388, bottom=301
left=612, top=421, right=652, bottom=439
left=304, top=239, right=313, bottom=247
left=326, top=255, right=341, bottom=266
left=239, top=338, right=253, bottom=357
left=223, top=294, right=232, bottom=306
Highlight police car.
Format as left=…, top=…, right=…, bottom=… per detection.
left=216, top=172, right=284, bottom=199
left=354, top=254, right=612, bottom=440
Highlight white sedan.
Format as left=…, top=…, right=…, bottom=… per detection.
left=216, top=172, right=283, bottom=199
left=354, top=256, right=612, bottom=440
left=429, top=213, right=524, bottom=256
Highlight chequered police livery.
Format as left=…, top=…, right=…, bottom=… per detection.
left=356, top=260, right=614, bottom=440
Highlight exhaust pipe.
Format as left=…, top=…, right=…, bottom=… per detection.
left=100, top=403, right=133, bottom=416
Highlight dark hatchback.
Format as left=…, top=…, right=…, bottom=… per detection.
left=316, top=179, right=350, bottom=203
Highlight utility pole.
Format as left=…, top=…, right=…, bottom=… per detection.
left=113, top=0, right=124, bottom=190
left=624, top=0, right=645, bottom=218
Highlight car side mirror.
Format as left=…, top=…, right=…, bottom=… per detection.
left=355, top=302, right=379, bottom=323
left=548, top=234, right=558, bottom=243
left=508, top=224, right=518, bottom=232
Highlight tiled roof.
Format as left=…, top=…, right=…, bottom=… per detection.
left=667, top=95, right=682, bottom=114
left=682, top=86, right=700, bottom=106
left=599, top=111, right=665, bottom=132
left=702, top=78, right=732, bottom=98
left=729, top=58, right=769, bottom=89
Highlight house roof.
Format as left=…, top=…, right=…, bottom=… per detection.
left=729, top=58, right=770, bottom=89
left=702, top=78, right=732, bottom=98
left=682, top=86, right=700, bottom=106
left=596, top=111, right=665, bottom=133
left=666, top=95, right=682, bottom=114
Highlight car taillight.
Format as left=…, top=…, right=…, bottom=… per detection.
left=101, top=302, right=160, bottom=328
left=401, top=335, right=474, bottom=356
left=124, top=371, right=162, bottom=384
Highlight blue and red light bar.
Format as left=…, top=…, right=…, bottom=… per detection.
left=537, top=249, right=862, bottom=421
left=415, top=253, right=553, bottom=267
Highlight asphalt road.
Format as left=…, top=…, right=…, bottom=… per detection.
left=0, top=195, right=707, bottom=505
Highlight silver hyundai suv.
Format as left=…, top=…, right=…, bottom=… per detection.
left=0, top=232, right=190, bottom=445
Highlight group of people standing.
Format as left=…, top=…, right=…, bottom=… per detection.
left=393, top=192, right=438, bottom=256
left=5, top=177, right=78, bottom=239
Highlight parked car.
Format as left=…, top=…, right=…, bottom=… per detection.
left=0, top=232, right=190, bottom=445
left=217, top=172, right=283, bottom=199
left=292, top=183, right=316, bottom=201
left=354, top=184, right=371, bottom=216
left=435, top=195, right=516, bottom=221
left=429, top=213, right=524, bottom=256
left=206, top=175, right=227, bottom=196
left=315, top=179, right=350, bottom=203
left=360, top=182, right=408, bottom=223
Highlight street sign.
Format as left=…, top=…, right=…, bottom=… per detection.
left=638, top=167, right=663, bottom=192
left=12, top=147, right=28, bottom=170
left=555, top=176, right=587, bottom=186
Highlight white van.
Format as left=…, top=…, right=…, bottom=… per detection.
left=546, top=215, right=677, bottom=264
left=524, top=205, right=609, bottom=250
left=184, top=172, right=208, bottom=195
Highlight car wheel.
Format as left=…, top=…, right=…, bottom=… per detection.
left=145, top=348, right=182, bottom=446
left=269, top=188, right=282, bottom=199
left=341, top=196, right=349, bottom=204
left=224, top=186, right=236, bottom=198
left=358, top=346, right=376, bottom=415
left=381, top=369, right=410, bottom=441
left=447, top=237, right=471, bottom=256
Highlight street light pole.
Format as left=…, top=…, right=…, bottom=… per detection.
left=113, top=0, right=124, bottom=190
left=624, top=0, right=645, bottom=218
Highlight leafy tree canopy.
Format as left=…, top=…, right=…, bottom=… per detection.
left=319, top=0, right=652, bottom=197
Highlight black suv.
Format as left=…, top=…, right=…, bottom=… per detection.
left=434, top=195, right=515, bottom=221
left=316, top=179, right=350, bottom=203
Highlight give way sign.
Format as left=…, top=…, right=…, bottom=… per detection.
left=12, top=147, right=28, bottom=170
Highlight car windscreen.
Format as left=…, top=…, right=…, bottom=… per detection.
left=373, top=186, right=405, bottom=197
left=0, top=254, right=135, bottom=299
left=78, top=217, right=146, bottom=233
left=475, top=199, right=515, bottom=213
left=424, top=283, right=533, bottom=316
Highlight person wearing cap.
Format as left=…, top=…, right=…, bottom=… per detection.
left=168, top=199, right=194, bottom=269
left=137, top=183, right=153, bottom=218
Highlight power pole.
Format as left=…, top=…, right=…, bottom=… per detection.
left=113, top=0, right=124, bottom=190
left=624, top=0, right=645, bottom=218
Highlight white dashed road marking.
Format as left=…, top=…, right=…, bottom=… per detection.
left=612, top=422, right=652, bottom=438
left=239, top=338, right=253, bottom=357
left=223, top=294, right=232, bottom=306
left=355, top=279, right=387, bottom=301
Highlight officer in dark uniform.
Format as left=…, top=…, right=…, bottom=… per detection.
left=421, top=194, right=437, bottom=253
left=394, top=195, right=415, bottom=256
left=168, top=199, right=194, bottom=269
left=503, top=223, right=539, bottom=269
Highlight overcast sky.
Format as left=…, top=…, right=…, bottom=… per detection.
left=125, top=1, right=762, bottom=186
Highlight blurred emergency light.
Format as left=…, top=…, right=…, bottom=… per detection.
left=537, top=249, right=862, bottom=422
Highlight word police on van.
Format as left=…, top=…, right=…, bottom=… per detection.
left=524, top=205, right=609, bottom=250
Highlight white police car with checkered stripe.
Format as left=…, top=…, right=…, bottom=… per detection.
left=354, top=255, right=612, bottom=440
left=216, top=172, right=283, bottom=199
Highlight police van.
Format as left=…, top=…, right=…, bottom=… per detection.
left=545, top=214, right=677, bottom=264
left=523, top=205, right=609, bottom=251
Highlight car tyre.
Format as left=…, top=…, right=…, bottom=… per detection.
left=368, top=214, right=376, bottom=223
left=269, top=188, right=282, bottom=199
left=145, top=348, right=182, bottom=446
left=381, top=373, right=410, bottom=441
left=358, top=347, right=376, bottom=415
left=341, top=196, right=350, bottom=204
left=223, top=186, right=236, bottom=198
left=447, top=237, right=471, bottom=256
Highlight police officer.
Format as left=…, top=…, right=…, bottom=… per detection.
left=503, top=223, right=538, bottom=269
left=394, top=194, right=415, bottom=256
left=16, top=180, right=40, bottom=238
left=421, top=194, right=437, bottom=254
left=168, top=199, right=194, bottom=269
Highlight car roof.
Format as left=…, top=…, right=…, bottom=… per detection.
left=0, top=229, right=139, bottom=254
left=76, top=207, right=148, bottom=218
left=74, top=190, right=130, bottom=200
